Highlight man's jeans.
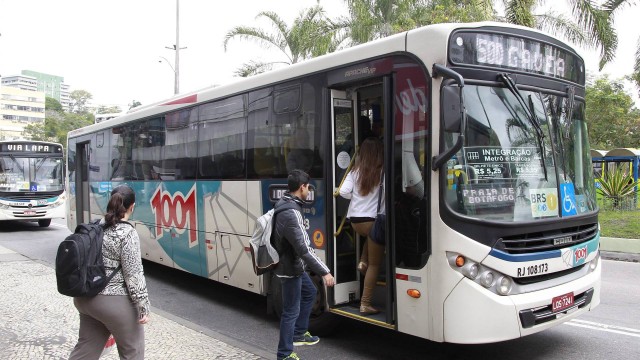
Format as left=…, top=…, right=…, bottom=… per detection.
left=277, top=272, right=316, bottom=359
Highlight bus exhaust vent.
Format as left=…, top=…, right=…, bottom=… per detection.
left=496, top=223, right=597, bottom=254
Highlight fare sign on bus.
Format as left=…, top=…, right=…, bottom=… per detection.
left=0, top=142, right=62, bottom=154
left=449, top=31, right=585, bottom=84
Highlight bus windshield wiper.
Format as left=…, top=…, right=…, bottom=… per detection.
left=498, top=73, right=548, bottom=181
left=8, top=154, right=24, bottom=174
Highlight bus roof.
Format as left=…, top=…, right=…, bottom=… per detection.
left=69, top=21, right=580, bottom=139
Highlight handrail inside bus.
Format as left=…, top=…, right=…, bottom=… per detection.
left=333, top=145, right=358, bottom=197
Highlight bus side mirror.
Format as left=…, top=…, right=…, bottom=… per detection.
left=442, top=86, right=462, bottom=132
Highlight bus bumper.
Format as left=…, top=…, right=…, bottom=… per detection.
left=0, top=201, right=66, bottom=221
left=443, top=260, right=601, bottom=344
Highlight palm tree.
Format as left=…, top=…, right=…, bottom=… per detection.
left=223, top=5, right=342, bottom=77
left=339, top=0, right=494, bottom=45
left=502, top=0, right=640, bottom=71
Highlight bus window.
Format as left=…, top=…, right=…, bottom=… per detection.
left=198, top=95, right=247, bottom=179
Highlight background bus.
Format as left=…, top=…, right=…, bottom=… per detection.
left=67, top=21, right=600, bottom=344
left=0, top=140, right=66, bottom=227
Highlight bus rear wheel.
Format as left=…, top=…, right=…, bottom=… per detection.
left=268, top=272, right=340, bottom=336
left=38, top=219, right=51, bottom=227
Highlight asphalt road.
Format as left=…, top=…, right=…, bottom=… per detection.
left=1, top=218, right=639, bottom=360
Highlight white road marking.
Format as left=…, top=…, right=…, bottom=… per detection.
left=566, top=319, right=640, bottom=338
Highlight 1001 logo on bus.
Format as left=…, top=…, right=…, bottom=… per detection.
left=150, top=186, right=198, bottom=246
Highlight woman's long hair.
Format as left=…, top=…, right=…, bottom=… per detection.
left=104, top=185, right=135, bottom=228
left=353, top=137, right=383, bottom=196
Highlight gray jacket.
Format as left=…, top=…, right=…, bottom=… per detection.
left=272, top=192, right=330, bottom=277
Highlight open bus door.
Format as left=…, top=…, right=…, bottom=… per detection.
left=329, top=84, right=395, bottom=327
left=330, top=89, right=361, bottom=305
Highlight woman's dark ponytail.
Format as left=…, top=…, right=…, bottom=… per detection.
left=104, top=185, right=135, bottom=228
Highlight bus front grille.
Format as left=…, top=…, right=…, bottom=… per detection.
left=497, top=223, right=598, bottom=254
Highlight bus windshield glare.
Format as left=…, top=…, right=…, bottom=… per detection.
left=444, top=84, right=597, bottom=222
left=0, top=156, right=64, bottom=192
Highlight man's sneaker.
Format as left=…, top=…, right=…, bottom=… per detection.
left=293, top=331, right=320, bottom=346
left=281, top=352, right=301, bottom=360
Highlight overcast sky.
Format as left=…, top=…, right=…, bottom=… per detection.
left=1, top=0, right=638, bottom=110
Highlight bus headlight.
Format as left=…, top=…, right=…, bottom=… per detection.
left=496, top=276, right=512, bottom=295
left=0, top=202, right=10, bottom=210
left=467, top=264, right=479, bottom=279
left=480, top=271, right=495, bottom=288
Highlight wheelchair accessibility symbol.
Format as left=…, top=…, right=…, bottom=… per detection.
left=560, top=183, right=577, bottom=216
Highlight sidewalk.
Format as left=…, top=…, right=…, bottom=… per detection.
left=0, top=245, right=272, bottom=360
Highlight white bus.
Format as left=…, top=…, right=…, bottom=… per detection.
left=0, top=140, right=66, bottom=227
left=67, top=21, right=600, bottom=344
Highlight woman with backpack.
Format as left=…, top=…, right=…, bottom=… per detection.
left=69, top=184, right=150, bottom=360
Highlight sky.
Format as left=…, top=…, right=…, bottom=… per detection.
left=0, top=0, right=638, bottom=111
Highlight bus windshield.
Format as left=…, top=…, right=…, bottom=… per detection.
left=0, top=155, right=64, bottom=192
left=444, top=84, right=597, bottom=222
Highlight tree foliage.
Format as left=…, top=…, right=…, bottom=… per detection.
left=223, top=5, right=341, bottom=77
left=69, top=89, right=93, bottom=114
left=23, top=90, right=95, bottom=146
left=96, top=105, right=122, bottom=114
left=128, top=100, right=142, bottom=110
left=585, top=75, right=640, bottom=149
left=45, top=97, right=64, bottom=113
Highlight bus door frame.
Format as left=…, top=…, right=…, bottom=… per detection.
left=329, top=89, right=361, bottom=305
left=74, top=141, right=91, bottom=224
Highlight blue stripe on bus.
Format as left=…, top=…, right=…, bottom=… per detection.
left=489, top=248, right=561, bottom=262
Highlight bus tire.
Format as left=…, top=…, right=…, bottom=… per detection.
left=38, top=219, right=51, bottom=227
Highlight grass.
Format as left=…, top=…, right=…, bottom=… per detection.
left=598, top=209, right=640, bottom=239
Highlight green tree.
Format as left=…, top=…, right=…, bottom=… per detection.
left=45, top=97, right=63, bottom=113
left=585, top=75, right=639, bottom=149
left=69, top=90, right=93, bottom=114
left=128, top=100, right=142, bottom=110
left=502, top=0, right=638, bottom=71
left=223, top=5, right=341, bottom=76
left=96, top=105, right=122, bottom=114
left=339, top=0, right=494, bottom=45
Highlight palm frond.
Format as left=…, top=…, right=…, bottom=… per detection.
left=233, top=61, right=274, bottom=78
left=535, top=12, right=589, bottom=48
left=504, top=0, right=536, bottom=27
left=223, top=26, right=280, bottom=52
left=566, top=0, right=618, bottom=69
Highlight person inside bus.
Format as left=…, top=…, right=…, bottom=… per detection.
left=338, top=137, right=385, bottom=315
left=285, top=128, right=314, bottom=174
left=273, top=169, right=335, bottom=360
left=69, top=184, right=150, bottom=360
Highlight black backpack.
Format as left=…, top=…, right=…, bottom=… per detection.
left=55, top=219, right=124, bottom=297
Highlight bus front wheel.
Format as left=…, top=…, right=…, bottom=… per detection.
left=38, top=219, right=51, bottom=227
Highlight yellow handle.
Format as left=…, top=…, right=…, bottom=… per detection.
left=334, top=216, right=347, bottom=237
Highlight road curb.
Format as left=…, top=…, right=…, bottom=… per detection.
left=600, top=237, right=640, bottom=254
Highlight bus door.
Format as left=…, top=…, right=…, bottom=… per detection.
left=74, top=142, right=91, bottom=224
left=330, top=89, right=360, bottom=305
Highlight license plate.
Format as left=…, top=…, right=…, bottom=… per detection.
left=552, top=292, right=575, bottom=313
left=23, top=210, right=36, bottom=215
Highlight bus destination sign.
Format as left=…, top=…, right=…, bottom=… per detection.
left=0, top=142, right=62, bottom=154
left=449, top=31, right=585, bottom=84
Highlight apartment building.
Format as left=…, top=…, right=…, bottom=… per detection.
left=0, top=85, right=45, bottom=140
